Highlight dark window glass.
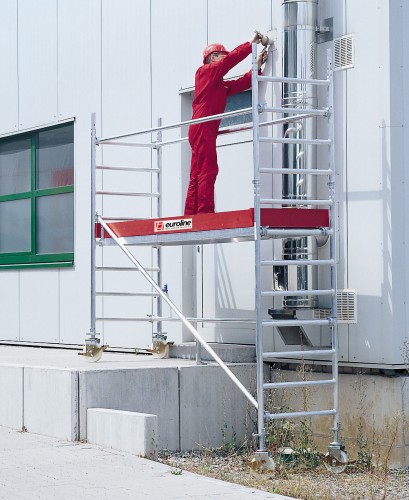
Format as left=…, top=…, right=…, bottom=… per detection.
left=221, top=90, right=252, bottom=127
left=37, top=124, right=74, bottom=189
left=0, top=138, right=31, bottom=196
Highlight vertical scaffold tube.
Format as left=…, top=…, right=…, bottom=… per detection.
left=326, top=50, right=340, bottom=442
left=89, top=113, right=97, bottom=340
left=156, top=118, right=163, bottom=336
left=252, top=43, right=265, bottom=452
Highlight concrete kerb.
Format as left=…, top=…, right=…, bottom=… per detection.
left=87, top=408, right=158, bottom=458
left=79, top=367, right=180, bottom=450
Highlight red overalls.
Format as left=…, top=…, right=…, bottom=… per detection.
left=184, top=42, right=253, bottom=215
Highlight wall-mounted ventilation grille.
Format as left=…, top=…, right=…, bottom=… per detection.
left=313, top=289, right=357, bottom=324
left=337, top=289, right=357, bottom=323
left=334, top=34, right=354, bottom=71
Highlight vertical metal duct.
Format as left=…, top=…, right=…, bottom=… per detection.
left=280, top=0, right=318, bottom=309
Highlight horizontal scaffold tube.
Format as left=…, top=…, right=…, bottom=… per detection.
left=96, top=190, right=160, bottom=197
left=96, top=292, right=159, bottom=297
left=260, top=198, right=332, bottom=206
left=261, top=106, right=327, bottom=116
left=265, top=409, right=336, bottom=420
left=97, top=316, right=256, bottom=324
left=97, top=107, right=252, bottom=143
left=259, top=168, right=332, bottom=175
left=261, top=289, right=334, bottom=297
left=261, top=319, right=330, bottom=327
left=263, top=349, right=336, bottom=358
left=263, top=379, right=336, bottom=390
left=96, top=165, right=160, bottom=173
left=98, top=216, right=258, bottom=410
left=258, top=75, right=330, bottom=85
left=261, top=259, right=334, bottom=266
left=263, top=229, right=333, bottom=238
left=259, top=137, right=331, bottom=145
left=96, top=266, right=159, bottom=271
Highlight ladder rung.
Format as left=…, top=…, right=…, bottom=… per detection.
left=263, top=379, right=335, bottom=390
left=96, top=317, right=171, bottom=322
left=259, top=168, right=332, bottom=175
left=97, top=316, right=256, bottom=324
left=261, top=106, right=327, bottom=116
left=265, top=409, right=336, bottom=420
left=96, top=165, right=160, bottom=173
left=259, top=137, right=331, bottom=146
left=263, top=349, right=336, bottom=359
left=96, top=140, right=156, bottom=148
left=264, top=229, right=333, bottom=238
left=262, top=319, right=330, bottom=327
left=261, top=289, right=334, bottom=297
left=260, top=198, right=332, bottom=206
left=258, top=75, right=330, bottom=86
left=261, top=259, right=334, bottom=266
left=96, top=267, right=159, bottom=272
left=96, top=191, right=160, bottom=198
left=96, top=292, right=159, bottom=297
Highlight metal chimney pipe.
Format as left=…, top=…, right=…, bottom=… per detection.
left=281, top=0, right=318, bottom=309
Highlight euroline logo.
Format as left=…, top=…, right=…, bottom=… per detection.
left=154, top=218, right=193, bottom=232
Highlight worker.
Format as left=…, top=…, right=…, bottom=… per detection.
left=184, top=32, right=268, bottom=216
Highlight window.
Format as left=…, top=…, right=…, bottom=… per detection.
left=221, top=90, right=252, bottom=127
left=0, top=123, right=74, bottom=268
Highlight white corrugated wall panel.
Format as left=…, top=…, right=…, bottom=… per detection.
left=57, top=0, right=101, bottom=120
left=0, top=1, right=18, bottom=135
left=345, top=0, right=391, bottom=364
left=17, top=0, right=58, bottom=130
left=20, top=271, right=59, bottom=343
left=57, top=1, right=102, bottom=345
left=101, top=0, right=151, bottom=138
left=0, top=273, right=19, bottom=340
left=208, top=0, right=273, bottom=79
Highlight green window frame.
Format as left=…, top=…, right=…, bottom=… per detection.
left=0, top=122, right=74, bottom=269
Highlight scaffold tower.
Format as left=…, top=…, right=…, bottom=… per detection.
left=84, top=43, right=347, bottom=472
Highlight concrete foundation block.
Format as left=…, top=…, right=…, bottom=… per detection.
left=179, top=363, right=260, bottom=450
left=23, top=367, right=78, bottom=440
left=87, top=408, right=158, bottom=458
left=170, top=343, right=256, bottom=363
left=79, top=367, right=179, bottom=450
left=0, top=366, right=23, bottom=430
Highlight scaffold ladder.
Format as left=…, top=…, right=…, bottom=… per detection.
left=251, top=45, right=347, bottom=471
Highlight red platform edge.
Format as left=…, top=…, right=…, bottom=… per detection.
left=95, top=208, right=329, bottom=239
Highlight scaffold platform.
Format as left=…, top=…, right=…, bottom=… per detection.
left=96, top=208, right=330, bottom=246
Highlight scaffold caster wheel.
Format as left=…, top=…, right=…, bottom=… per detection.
left=79, top=344, right=108, bottom=363
left=151, top=341, right=170, bottom=359
left=324, top=450, right=348, bottom=473
left=249, top=451, right=276, bottom=473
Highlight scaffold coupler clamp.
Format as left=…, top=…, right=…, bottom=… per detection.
left=258, top=102, right=267, bottom=113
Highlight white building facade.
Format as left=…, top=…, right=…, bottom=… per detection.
left=1, top=0, right=409, bottom=369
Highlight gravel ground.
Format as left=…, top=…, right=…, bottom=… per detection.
left=158, top=449, right=409, bottom=500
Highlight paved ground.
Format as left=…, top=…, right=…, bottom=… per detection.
left=0, top=426, right=293, bottom=500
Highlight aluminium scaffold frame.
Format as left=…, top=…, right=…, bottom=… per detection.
left=85, top=44, right=347, bottom=472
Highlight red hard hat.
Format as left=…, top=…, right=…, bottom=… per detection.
left=203, top=43, right=228, bottom=64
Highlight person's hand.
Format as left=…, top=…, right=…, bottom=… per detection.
left=250, top=31, right=262, bottom=44
left=257, top=48, right=268, bottom=69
